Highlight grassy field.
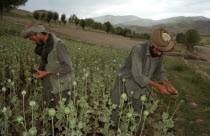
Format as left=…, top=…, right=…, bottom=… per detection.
left=199, top=36, right=210, bottom=47
left=0, top=20, right=210, bottom=135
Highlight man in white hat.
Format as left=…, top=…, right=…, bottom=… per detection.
left=21, top=22, right=75, bottom=108
left=111, top=28, right=178, bottom=135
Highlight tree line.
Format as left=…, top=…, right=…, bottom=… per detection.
left=176, top=29, right=201, bottom=50
left=33, top=11, right=150, bottom=40
left=34, top=11, right=202, bottom=49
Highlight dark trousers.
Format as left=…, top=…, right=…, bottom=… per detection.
left=42, top=89, right=70, bottom=108
left=42, top=76, right=70, bottom=108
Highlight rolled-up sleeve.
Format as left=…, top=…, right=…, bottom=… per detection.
left=50, top=42, right=72, bottom=77
left=131, top=46, right=150, bottom=88
left=153, top=56, right=167, bottom=83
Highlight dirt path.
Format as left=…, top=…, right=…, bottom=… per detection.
left=49, top=27, right=144, bottom=49
left=3, top=16, right=32, bottom=25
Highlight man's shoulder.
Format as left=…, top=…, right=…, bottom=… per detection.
left=133, top=42, right=149, bottom=50
left=51, top=34, right=63, bottom=43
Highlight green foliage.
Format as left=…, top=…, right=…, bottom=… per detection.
left=79, top=19, right=86, bottom=30
left=104, top=21, right=113, bottom=34
left=46, top=11, right=53, bottom=24
left=185, top=29, right=200, bottom=50
left=176, top=32, right=186, bottom=43
left=75, top=18, right=80, bottom=26
left=154, top=112, right=175, bottom=136
left=115, top=27, right=124, bottom=35
left=0, top=20, right=23, bottom=36
left=40, top=12, right=46, bottom=21
left=85, top=18, right=94, bottom=27
left=68, top=14, right=78, bottom=24
left=52, top=12, right=59, bottom=23
left=61, top=13, right=66, bottom=24
left=33, top=11, right=39, bottom=20
left=92, top=22, right=104, bottom=30
left=67, top=14, right=149, bottom=40
left=0, top=20, right=175, bottom=135
left=164, top=56, right=210, bottom=135
left=173, top=63, right=188, bottom=72
left=0, top=0, right=27, bottom=18
left=122, top=28, right=132, bottom=37
left=1, top=20, right=210, bottom=136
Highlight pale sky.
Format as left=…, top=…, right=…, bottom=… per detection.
left=19, top=0, right=210, bottom=20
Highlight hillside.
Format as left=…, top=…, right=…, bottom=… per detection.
left=117, top=20, right=210, bottom=35
left=94, top=15, right=210, bottom=35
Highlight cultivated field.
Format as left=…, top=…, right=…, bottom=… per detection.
left=1, top=15, right=210, bottom=135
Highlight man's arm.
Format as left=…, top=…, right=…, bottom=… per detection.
left=131, top=46, right=176, bottom=95
left=49, top=41, right=73, bottom=77
left=35, top=42, right=73, bottom=79
left=131, top=45, right=150, bottom=88
left=162, top=80, right=179, bottom=95
left=153, top=56, right=167, bottom=83
left=131, top=45, right=170, bottom=95
left=149, top=80, right=172, bottom=95
left=153, top=56, right=178, bottom=95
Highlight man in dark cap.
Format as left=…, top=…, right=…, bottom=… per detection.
left=21, top=22, right=75, bottom=108
left=111, top=28, right=178, bottom=136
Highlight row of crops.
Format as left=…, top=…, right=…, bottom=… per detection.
left=0, top=20, right=182, bottom=136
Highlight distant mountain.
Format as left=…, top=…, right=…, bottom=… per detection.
left=120, top=20, right=210, bottom=35
left=156, top=16, right=210, bottom=25
left=93, top=15, right=144, bottom=25
left=93, top=15, right=210, bottom=27
left=93, top=15, right=210, bottom=35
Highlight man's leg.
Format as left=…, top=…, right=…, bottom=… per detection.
left=49, top=90, right=70, bottom=108
left=111, top=78, right=124, bottom=127
left=42, top=76, right=52, bottom=108
left=131, top=97, right=142, bottom=136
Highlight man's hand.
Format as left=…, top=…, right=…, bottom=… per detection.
left=35, top=65, right=51, bottom=79
left=157, top=84, right=172, bottom=95
left=162, top=80, right=179, bottom=96
left=149, top=80, right=172, bottom=95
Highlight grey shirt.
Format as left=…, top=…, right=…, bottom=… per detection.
left=42, top=40, right=73, bottom=95
left=49, top=41, right=73, bottom=77
left=115, top=42, right=167, bottom=99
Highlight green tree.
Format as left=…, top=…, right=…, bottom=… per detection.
left=53, top=12, right=59, bottom=25
left=122, top=28, right=132, bottom=37
left=92, top=22, right=103, bottom=30
left=115, top=27, right=124, bottom=35
left=85, top=18, right=94, bottom=27
left=185, top=29, right=200, bottom=50
left=68, top=14, right=78, bottom=23
left=176, top=32, right=186, bottom=44
left=33, top=11, right=40, bottom=20
left=46, top=11, right=53, bottom=25
left=75, top=18, right=80, bottom=26
left=104, top=21, right=113, bottom=34
left=0, top=0, right=27, bottom=19
left=80, top=19, right=86, bottom=30
left=141, top=33, right=150, bottom=40
left=40, top=12, right=46, bottom=22
left=61, top=14, right=66, bottom=24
